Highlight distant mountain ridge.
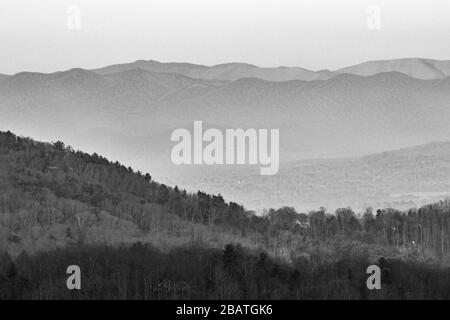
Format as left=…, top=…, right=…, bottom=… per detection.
left=3, top=57, right=450, bottom=82
left=1, top=65, right=449, bottom=166
left=92, top=60, right=332, bottom=82
left=336, top=58, right=450, bottom=80
left=91, top=57, right=450, bottom=81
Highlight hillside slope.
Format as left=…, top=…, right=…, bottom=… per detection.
left=0, top=131, right=267, bottom=256
left=2, top=131, right=450, bottom=265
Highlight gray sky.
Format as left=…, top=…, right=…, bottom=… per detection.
left=1, top=0, right=449, bottom=74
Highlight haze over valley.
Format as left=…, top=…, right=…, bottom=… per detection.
left=1, top=57, right=450, bottom=212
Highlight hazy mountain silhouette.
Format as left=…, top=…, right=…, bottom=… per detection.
left=336, top=58, right=450, bottom=80
left=91, top=58, right=450, bottom=81
left=2, top=67, right=449, bottom=164
left=1, top=58, right=450, bottom=210
left=93, top=59, right=332, bottom=81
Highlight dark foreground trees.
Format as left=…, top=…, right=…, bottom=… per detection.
left=1, top=243, right=450, bottom=300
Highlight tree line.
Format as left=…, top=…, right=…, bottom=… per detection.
left=1, top=243, right=450, bottom=300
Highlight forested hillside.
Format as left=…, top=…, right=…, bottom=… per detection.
left=0, top=130, right=264, bottom=255
left=2, top=130, right=450, bottom=299
left=3, top=130, right=450, bottom=260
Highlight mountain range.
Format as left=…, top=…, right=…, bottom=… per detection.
left=1, top=57, right=450, bottom=211
left=92, top=57, right=450, bottom=81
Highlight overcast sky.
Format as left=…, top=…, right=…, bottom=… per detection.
left=1, top=0, right=449, bottom=74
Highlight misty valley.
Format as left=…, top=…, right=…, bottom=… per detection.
left=170, top=121, right=279, bottom=175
